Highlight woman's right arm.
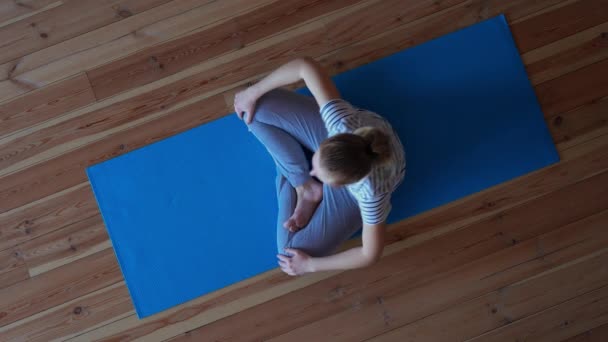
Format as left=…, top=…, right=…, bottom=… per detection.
left=234, top=57, right=341, bottom=124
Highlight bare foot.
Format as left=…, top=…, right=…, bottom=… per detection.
left=284, top=179, right=323, bottom=232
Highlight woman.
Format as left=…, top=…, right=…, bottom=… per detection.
left=233, top=57, right=406, bottom=276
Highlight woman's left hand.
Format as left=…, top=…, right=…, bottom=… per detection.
left=234, top=86, right=261, bottom=124
left=277, top=248, right=313, bottom=276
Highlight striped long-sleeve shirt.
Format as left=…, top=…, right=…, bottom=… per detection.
left=320, top=98, right=406, bottom=225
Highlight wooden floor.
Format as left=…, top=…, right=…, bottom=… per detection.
left=0, top=0, right=607, bottom=341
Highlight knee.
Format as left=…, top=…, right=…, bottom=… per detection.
left=279, top=237, right=335, bottom=258
left=251, top=89, right=290, bottom=124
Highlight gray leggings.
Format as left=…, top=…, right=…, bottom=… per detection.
left=247, top=88, right=362, bottom=258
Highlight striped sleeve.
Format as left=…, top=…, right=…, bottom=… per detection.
left=319, top=98, right=358, bottom=134
left=359, top=192, right=392, bottom=225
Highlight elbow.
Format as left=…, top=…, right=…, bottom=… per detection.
left=363, top=252, right=382, bottom=268
left=295, top=56, right=315, bottom=65
left=294, top=56, right=319, bottom=75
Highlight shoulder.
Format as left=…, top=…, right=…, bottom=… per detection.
left=319, top=98, right=360, bottom=134
left=320, top=98, right=356, bottom=115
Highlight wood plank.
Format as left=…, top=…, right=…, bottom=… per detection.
left=0, top=248, right=121, bottom=328
left=0, top=0, right=274, bottom=103
left=367, top=247, right=608, bottom=341
left=16, top=214, right=109, bottom=277
left=66, top=168, right=608, bottom=341
left=0, top=0, right=171, bottom=64
left=87, top=0, right=365, bottom=100
left=561, top=130, right=608, bottom=160
left=482, top=0, right=570, bottom=20
left=523, top=21, right=608, bottom=84
left=86, top=18, right=243, bottom=100
left=324, top=0, right=467, bottom=49
left=468, top=284, right=608, bottom=341
left=263, top=209, right=608, bottom=342
left=0, top=183, right=98, bottom=252
left=0, top=0, right=62, bottom=28
left=0, top=0, right=234, bottom=80
left=548, top=96, right=608, bottom=145
left=0, top=282, right=132, bottom=342
left=318, top=0, right=566, bottom=77
left=536, top=58, right=608, bottom=116
left=0, top=73, right=95, bottom=138
left=0, top=248, right=28, bottom=289
left=561, top=322, right=608, bottom=342
left=509, top=0, right=608, bottom=53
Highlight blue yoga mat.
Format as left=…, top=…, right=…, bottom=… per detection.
left=87, top=15, right=559, bottom=318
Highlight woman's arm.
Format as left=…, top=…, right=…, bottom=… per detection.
left=236, top=57, right=340, bottom=123
left=251, top=57, right=340, bottom=108
left=308, top=221, right=386, bottom=272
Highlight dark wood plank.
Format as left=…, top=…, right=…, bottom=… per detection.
left=235, top=0, right=365, bottom=46
left=367, top=249, right=608, bottom=341
left=0, top=0, right=259, bottom=103
left=0, top=0, right=60, bottom=27
left=87, top=0, right=364, bottom=100
left=0, top=0, right=172, bottom=64
left=0, top=282, right=132, bottom=342
left=0, top=248, right=121, bottom=328
left=548, top=96, right=608, bottom=145
left=86, top=18, right=243, bottom=100
left=0, top=247, right=28, bottom=289
left=16, top=214, right=108, bottom=276
left=468, top=284, right=608, bottom=341
left=525, top=22, right=608, bottom=84
left=325, top=0, right=466, bottom=49
left=536, top=58, right=608, bottom=116
left=0, top=184, right=98, bottom=252
left=510, top=0, right=608, bottom=53
left=320, top=0, right=567, bottom=77
left=0, top=73, right=95, bottom=138
left=562, top=322, right=608, bottom=342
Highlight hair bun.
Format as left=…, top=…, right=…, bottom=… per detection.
left=353, top=126, right=391, bottom=165
left=365, top=142, right=376, bottom=159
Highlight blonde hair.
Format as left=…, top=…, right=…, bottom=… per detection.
left=318, top=126, right=391, bottom=184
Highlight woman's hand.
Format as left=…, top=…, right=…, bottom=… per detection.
left=277, top=248, right=313, bottom=276
left=234, top=86, right=261, bottom=124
